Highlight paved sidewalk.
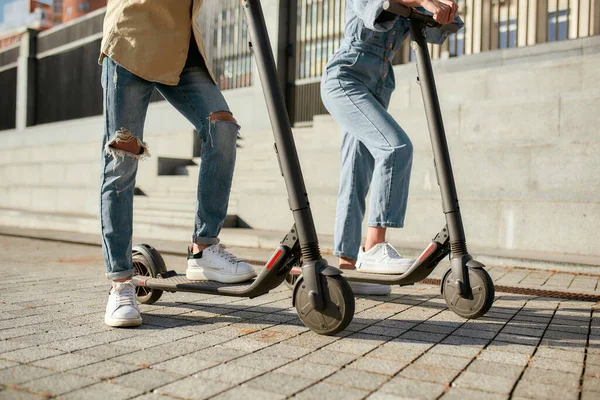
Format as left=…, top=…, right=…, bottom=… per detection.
left=1, top=235, right=600, bottom=399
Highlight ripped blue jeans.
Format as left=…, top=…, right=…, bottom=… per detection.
left=100, top=56, right=238, bottom=280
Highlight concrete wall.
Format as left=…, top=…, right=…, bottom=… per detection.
left=1, top=35, right=599, bottom=265
left=232, top=36, right=600, bottom=262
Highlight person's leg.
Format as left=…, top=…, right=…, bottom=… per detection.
left=157, top=62, right=255, bottom=283
left=334, top=131, right=374, bottom=269
left=321, top=72, right=413, bottom=276
left=100, top=57, right=155, bottom=326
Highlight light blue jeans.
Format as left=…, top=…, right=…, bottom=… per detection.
left=100, top=56, right=239, bottom=280
left=321, top=46, right=413, bottom=260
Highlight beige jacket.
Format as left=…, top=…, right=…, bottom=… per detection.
left=99, top=0, right=215, bottom=86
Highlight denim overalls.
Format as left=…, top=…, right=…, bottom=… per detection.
left=321, top=0, right=416, bottom=260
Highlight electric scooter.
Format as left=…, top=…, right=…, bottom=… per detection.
left=286, top=2, right=495, bottom=320
left=129, top=0, right=356, bottom=336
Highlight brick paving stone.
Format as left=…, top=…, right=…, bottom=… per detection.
left=227, top=353, right=290, bottom=372
left=111, top=368, right=183, bottom=391
left=501, top=325, right=546, bottom=338
left=529, top=356, right=583, bottom=374
left=521, top=367, right=580, bottom=389
left=512, top=380, right=579, bottom=400
left=20, top=373, right=98, bottom=397
left=0, top=389, right=45, bottom=399
left=485, top=341, right=536, bottom=356
left=58, top=382, right=144, bottom=400
left=0, top=346, right=64, bottom=363
left=494, top=333, right=541, bottom=346
left=476, top=350, right=530, bottom=366
left=360, top=325, right=406, bottom=337
left=399, top=363, right=460, bottom=384
left=412, top=322, right=457, bottom=336
left=400, top=330, right=447, bottom=344
left=379, top=376, right=447, bottom=399
left=110, top=348, right=179, bottom=367
left=452, top=371, right=517, bottom=394
left=155, top=376, right=231, bottom=399
left=367, top=392, right=415, bottom=400
left=348, top=356, right=409, bottom=376
left=0, top=360, right=18, bottom=370
left=582, top=375, right=600, bottom=392
left=0, top=340, right=33, bottom=354
left=427, top=343, right=482, bottom=359
left=219, top=337, right=271, bottom=353
left=212, top=386, right=285, bottom=400
left=452, top=326, right=497, bottom=340
left=189, top=345, right=250, bottom=363
left=414, top=353, right=472, bottom=370
left=584, top=362, right=600, bottom=378
left=274, top=360, right=337, bottom=381
left=441, top=335, right=490, bottom=348
left=321, top=333, right=387, bottom=355
left=70, top=360, right=140, bottom=379
left=73, top=344, right=137, bottom=360
left=324, top=368, right=389, bottom=391
left=152, top=355, right=220, bottom=376
left=0, top=365, right=56, bottom=385
left=194, top=363, right=264, bottom=385
left=293, top=381, right=369, bottom=400
left=441, top=387, right=509, bottom=400
left=465, top=359, right=524, bottom=379
left=31, top=353, right=101, bottom=372
left=243, top=372, right=314, bottom=396
left=300, top=349, right=357, bottom=367
left=582, top=392, right=600, bottom=400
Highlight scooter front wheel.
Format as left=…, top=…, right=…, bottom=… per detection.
left=294, top=275, right=355, bottom=335
left=441, top=266, right=494, bottom=319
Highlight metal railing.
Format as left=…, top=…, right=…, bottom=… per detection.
left=290, top=0, right=599, bottom=123
left=200, top=0, right=254, bottom=90
left=0, top=67, right=17, bottom=130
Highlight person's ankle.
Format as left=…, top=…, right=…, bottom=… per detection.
left=339, top=256, right=356, bottom=270
left=112, top=276, right=132, bottom=286
left=364, top=241, right=384, bottom=252
left=190, top=243, right=210, bottom=254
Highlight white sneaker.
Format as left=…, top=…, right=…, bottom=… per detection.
left=104, top=281, right=142, bottom=327
left=348, top=281, right=391, bottom=296
left=187, top=244, right=257, bottom=283
left=356, top=243, right=414, bottom=274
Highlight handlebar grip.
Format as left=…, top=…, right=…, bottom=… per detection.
left=382, top=1, right=440, bottom=27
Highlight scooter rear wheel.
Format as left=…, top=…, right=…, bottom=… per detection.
left=132, top=244, right=167, bottom=305
left=442, top=267, right=494, bottom=319
left=294, top=275, right=355, bottom=335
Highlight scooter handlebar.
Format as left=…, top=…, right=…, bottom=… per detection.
left=382, top=1, right=461, bottom=34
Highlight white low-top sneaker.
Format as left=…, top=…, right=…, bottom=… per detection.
left=104, top=281, right=142, bottom=327
left=356, top=243, right=414, bottom=274
left=187, top=244, right=257, bottom=283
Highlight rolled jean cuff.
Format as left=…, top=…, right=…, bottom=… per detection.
left=193, top=236, right=220, bottom=245
left=367, top=221, right=404, bottom=228
left=106, top=269, right=135, bottom=281
left=333, top=251, right=358, bottom=261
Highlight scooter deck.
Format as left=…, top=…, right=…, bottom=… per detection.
left=133, top=274, right=254, bottom=296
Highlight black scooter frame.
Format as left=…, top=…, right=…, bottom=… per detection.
left=133, top=0, right=340, bottom=309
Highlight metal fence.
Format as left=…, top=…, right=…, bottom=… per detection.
left=0, top=67, right=17, bottom=131
left=0, top=4, right=254, bottom=130
left=200, top=0, right=254, bottom=90
left=290, top=0, right=599, bottom=123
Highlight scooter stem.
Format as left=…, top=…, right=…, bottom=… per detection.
left=408, top=20, right=472, bottom=296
